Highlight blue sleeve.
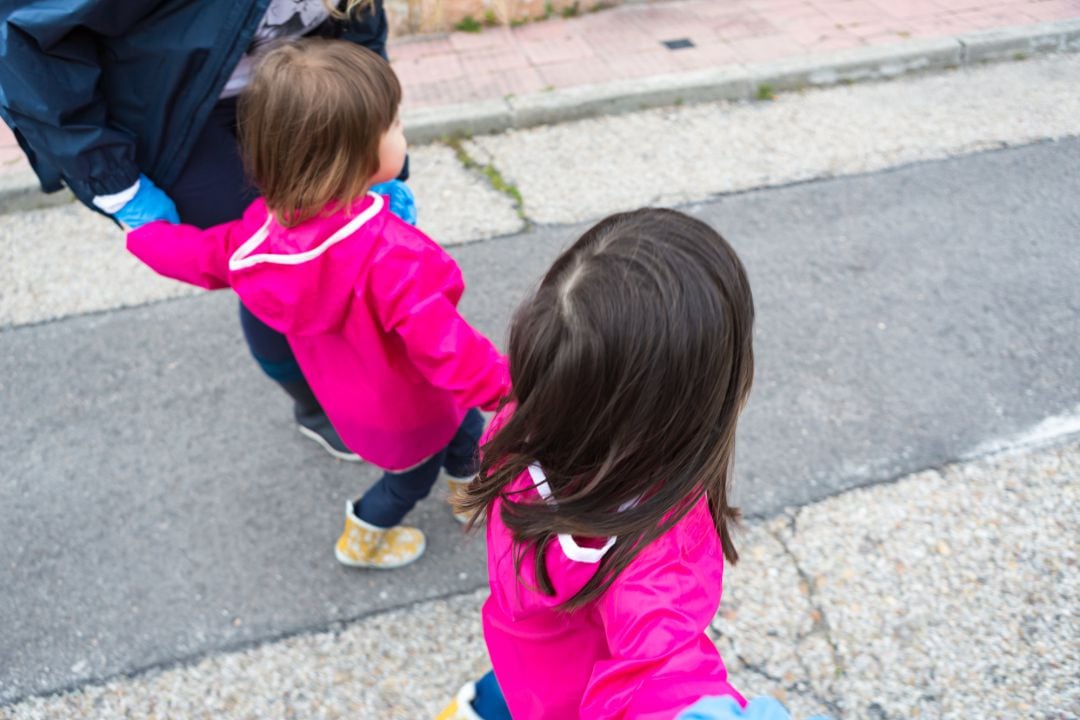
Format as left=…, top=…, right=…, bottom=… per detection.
left=0, top=1, right=149, bottom=197
left=678, top=695, right=833, bottom=720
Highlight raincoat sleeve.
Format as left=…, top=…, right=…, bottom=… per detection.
left=126, top=201, right=265, bottom=290
left=581, top=544, right=745, bottom=720
left=0, top=1, right=148, bottom=197
left=369, top=244, right=510, bottom=412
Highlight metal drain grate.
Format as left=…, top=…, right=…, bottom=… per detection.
left=662, top=38, right=695, bottom=50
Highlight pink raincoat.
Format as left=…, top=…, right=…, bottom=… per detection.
left=127, top=193, right=509, bottom=470
left=482, top=448, right=744, bottom=718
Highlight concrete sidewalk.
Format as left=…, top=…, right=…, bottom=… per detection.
left=2, top=0, right=1079, bottom=187
left=5, top=436, right=1077, bottom=719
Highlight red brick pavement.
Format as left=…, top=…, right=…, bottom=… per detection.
left=2, top=0, right=1077, bottom=179
left=393, top=0, right=1078, bottom=109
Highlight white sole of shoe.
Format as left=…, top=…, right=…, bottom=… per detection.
left=297, top=425, right=362, bottom=462
left=334, top=538, right=426, bottom=569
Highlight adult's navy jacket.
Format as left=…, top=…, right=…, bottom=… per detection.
left=0, top=1, right=387, bottom=207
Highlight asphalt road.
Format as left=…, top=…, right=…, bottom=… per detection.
left=1, top=138, right=1078, bottom=704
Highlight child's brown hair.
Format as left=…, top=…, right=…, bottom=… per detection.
left=238, top=38, right=401, bottom=227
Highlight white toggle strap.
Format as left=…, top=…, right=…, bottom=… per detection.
left=528, top=464, right=616, bottom=564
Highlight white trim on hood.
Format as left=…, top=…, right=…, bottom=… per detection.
left=527, top=464, right=616, bottom=564
left=228, top=192, right=385, bottom=271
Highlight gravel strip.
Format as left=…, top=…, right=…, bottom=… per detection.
left=6, top=440, right=1076, bottom=719
left=774, top=442, right=1080, bottom=719
left=406, top=143, right=523, bottom=246
left=2, top=590, right=492, bottom=720
left=0, top=204, right=198, bottom=328
left=467, top=53, right=1080, bottom=225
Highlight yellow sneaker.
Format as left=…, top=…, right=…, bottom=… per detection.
left=443, top=473, right=474, bottom=525
left=334, top=503, right=426, bottom=569
left=435, top=681, right=482, bottom=720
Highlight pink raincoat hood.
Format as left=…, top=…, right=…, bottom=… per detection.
left=228, top=195, right=387, bottom=337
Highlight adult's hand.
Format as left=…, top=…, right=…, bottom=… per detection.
left=112, top=174, right=180, bottom=229
left=370, top=179, right=417, bottom=226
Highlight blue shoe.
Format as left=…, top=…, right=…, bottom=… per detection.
left=295, top=408, right=361, bottom=462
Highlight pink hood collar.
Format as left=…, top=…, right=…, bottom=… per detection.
left=227, top=193, right=385, bottom=336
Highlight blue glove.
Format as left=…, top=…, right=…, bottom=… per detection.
left=678, top=695, right=832, bottom=720
left=370, top=179, right=417, bottom=225
left=114, top=174, right=180, bottom=229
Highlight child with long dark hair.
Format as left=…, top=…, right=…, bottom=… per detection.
left=127, top=39, right=508, bottom=569
left=439, top=208, right=755, bottom=719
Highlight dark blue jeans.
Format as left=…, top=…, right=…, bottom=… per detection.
left=355, top=408, right=485, bottom=528
left=471, top=670, right=511, bottom=720
left=161, top=97, right=299, bottom=384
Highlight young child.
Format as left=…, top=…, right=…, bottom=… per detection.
left=127, top=38, right=509, bottom=569
left=439, top=208, right=756, bottom=719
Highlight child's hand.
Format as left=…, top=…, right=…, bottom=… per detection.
left=113, top=174, right=180, bottom=229
left=370, top=179, right=417, bottom=225
left=677, top=695, right=832, bottom=720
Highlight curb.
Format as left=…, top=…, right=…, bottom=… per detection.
left=1, top=18, right=1078, bottom=216
left=401, top=18, right=1080, bottom=142
left=0, top=166, right=75, bottom=216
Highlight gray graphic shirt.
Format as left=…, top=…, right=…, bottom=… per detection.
left=221, top=0, right=331, bottom=97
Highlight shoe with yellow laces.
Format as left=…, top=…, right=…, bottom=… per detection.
left=334, top=503, right=425, bottom=569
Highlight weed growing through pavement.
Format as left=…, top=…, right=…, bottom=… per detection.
left=454, top=15, right=483, bottom=32
left=444, top=135, right=527, bottom=221
left=757, top=83, right=776, bottom=101
left=444, top=1, right=615, bottom=34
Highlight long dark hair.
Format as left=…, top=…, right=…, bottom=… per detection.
left=458, top=208, right=755, bottom=609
